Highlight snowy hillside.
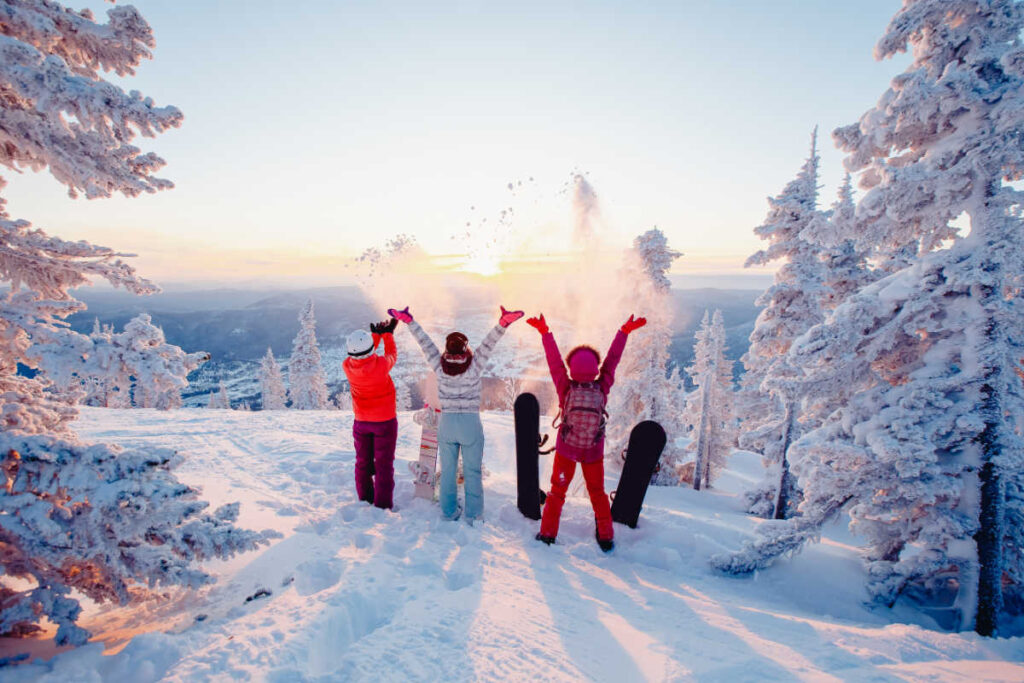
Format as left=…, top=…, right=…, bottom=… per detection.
left=3, top=408, right=1022, bottom=681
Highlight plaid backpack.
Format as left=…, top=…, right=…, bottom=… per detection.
left=554, top=381, right=608, bottom=449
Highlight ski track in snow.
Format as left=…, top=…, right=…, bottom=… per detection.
left=3, top=408, right=1024, bottom=682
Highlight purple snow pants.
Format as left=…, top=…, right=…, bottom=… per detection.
left=353, top=418, right=398, bottom=510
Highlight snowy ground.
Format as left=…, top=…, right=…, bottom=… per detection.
left=3, top=408, right=1023, bottom=682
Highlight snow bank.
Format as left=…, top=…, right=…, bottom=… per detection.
left=2, top=408, right=1022, bottom=681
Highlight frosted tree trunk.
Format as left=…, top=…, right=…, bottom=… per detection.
left=773, top=402, right=795, bottom=520
left=972, top=185, right=1008, bottom=637
left=975, top=443, right=1003, bottom=636
left=974, top=229, right=1005, bottom=636
left=692, top=375, right=712, bottom=491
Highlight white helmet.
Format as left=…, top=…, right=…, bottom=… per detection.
left=346, top=329, right=374, bottom=358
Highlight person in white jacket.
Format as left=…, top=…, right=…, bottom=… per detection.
left=389, top=305, right=523, bottom=521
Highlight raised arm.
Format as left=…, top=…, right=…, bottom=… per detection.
left=600, top=315, right=646, bottom=393
left=389, top=307, right=441, bottom=373
left=407, top=321, right=441, bottom=372
left=474, top=324, right=506, bottom=368
left=371, top=317, right=399, bottom=371
left=474, top=305, right=523, bottom=367
left=381, top=317, right=398, bottom=370
left=381, top=332, right=398, bottom=370
left=542, top=332, right=570, bottom=398
left=528, top=314, right=569, bottom=398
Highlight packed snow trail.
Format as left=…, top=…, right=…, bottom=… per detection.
left=4, top=408, right=1023, bottom=682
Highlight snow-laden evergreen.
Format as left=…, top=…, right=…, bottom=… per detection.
left=258, top=347, right=287, bottom=411
left=51, top=314, right=207, bottom=410
left=818, top=174, right=878, bottom=312
left=678, top=310, right=736, bottom=489
left=207, top=381, right=231, bottom=410
left=609, top=228, right=686, bottom=467
left=720, top=0, right=1024, bottom=636
left=333, top=388, right=353, bottom=411
left=0, top=1, right=182, bottom=200
left=395, top=380, right=413, bottom=412
left=0, top=1, right=269, bottom=645
left=287, top=299, right=329, bottom=410
left=738, top=129, right=830, bottom=519
left=500, top=376, right=523, bottom=411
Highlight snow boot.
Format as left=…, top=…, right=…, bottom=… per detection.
left=595, top=529, right=614, bottom=553
left=535, top=532, right=555, bottom=546
left=445, top=502, right=463, bottom=521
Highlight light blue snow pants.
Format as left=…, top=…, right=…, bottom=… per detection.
left=438, top=412, right=485, bottom=520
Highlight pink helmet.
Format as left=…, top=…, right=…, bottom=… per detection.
left=567, top=345, right=600, bottom=382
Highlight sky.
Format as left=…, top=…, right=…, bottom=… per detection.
left=4, top=0, right=911, bottom=288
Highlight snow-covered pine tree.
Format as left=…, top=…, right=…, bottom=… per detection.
left=738, top=129, right=830, bottom=519
left=333, top=388, right=353, bottom=411
left=682, top=310, right=736, bottom=489
left=501, top=376, right=523, bottom=411
left=718, top=1, right=1024, bottom=636
left=818, top=174, right=878, bottom=312
left=80, top=320, right=127, bottom=408
left=609, top=228, right=686, bottom=468
left=258, top=347, right=287, bottom=410
left=81, top=319, right=112, bottom=406
left=48, top=314, right=208, bottom=409
left=154, top=386, right=184, bottom=410
left=0, top=1, right=268, bottom=645
left=288, top=299, right=329, bottom=410
left=794, top=175, right=879, bottom=433
left=207, top=381, right=230, bottom=410
left=395, top=380, right=412, bottom=412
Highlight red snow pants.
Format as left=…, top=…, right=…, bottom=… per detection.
left=539, top=451, right=613, bottom=541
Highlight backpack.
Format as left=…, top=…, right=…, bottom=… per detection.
left=554, top=381, right=608, bottom=449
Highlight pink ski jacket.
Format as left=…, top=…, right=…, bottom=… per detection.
left=541, top=330, right=628, bottom=463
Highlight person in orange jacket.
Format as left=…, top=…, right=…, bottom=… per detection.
left=342, top=316, right=399, bottom=509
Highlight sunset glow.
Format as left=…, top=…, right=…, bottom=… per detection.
left=1, top=0, right=911, bottom=287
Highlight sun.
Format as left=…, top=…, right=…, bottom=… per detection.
left=460, top=253, right=502, bottom=277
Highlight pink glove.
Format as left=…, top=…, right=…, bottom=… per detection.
left=526, top=314, right=549, bottom=335
left=499, top=305, right=525, bottom=328
left=620, top=315, right=647, bottom=334
left=387, top=306, right=413, bottom=324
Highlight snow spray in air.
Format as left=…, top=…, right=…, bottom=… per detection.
left=350, top=173, right=674, bottom=416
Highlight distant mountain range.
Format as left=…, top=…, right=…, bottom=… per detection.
left=69, top=285, right=763, bottom=408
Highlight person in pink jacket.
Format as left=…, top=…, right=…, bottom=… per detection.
left=526, top=313, right=647, bottom=551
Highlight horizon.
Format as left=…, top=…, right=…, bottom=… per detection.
left=73, top=269, right=775, bottom=296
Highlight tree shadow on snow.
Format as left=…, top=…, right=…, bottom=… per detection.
left=527, top=549, right=654, bottom=681
left=584, top=560, right=862, bottom=682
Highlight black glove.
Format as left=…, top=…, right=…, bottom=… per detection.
left=369, top=321, right=382, bottom=334
left=382, top=317, right=398, bottom=334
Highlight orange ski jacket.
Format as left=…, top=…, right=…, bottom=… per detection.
left=343, top=333, right=398, bottom=422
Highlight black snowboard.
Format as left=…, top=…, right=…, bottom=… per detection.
left=514, top=393, right=543, bottom=520
left=610, top=421, right=667, bottom=529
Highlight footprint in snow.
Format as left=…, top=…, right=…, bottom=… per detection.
left=443, top=546, right=483, bottom=591
left=340, top=503, right=361, bottom=522
left=294, top=558, right=344, bottom=596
